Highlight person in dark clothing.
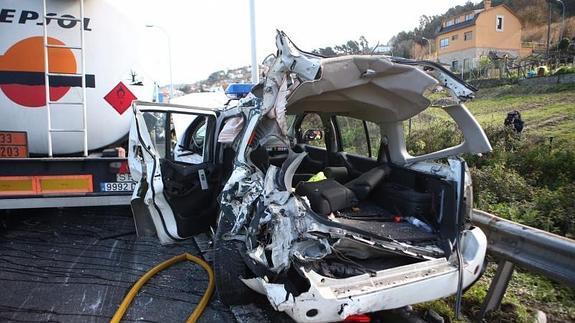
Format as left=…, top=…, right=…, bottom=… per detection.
left=504, top=110, right=524, bottom=133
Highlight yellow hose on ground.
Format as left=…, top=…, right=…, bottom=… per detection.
left=110, top=252, right=215, bottom=323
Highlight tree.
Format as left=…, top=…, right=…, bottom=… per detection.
left=312, top=46, right=337, bottom=57
left=207, top=70, right=223, bottom=83
left=312, top=36, right=373, bottom=57
left=178, top=84, right=193, bottom=94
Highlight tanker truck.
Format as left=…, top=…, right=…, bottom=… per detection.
left=0, top=0, right=158, bottom=209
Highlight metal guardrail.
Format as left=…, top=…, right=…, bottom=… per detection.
left=471, top=209, right=575, bottom=319
left=472, top=209, right=575, bottom=285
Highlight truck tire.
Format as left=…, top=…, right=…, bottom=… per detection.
left=213, top=211, right=257, bottom=305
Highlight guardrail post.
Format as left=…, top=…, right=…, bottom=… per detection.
left=478, top=260, right=515, bottom=320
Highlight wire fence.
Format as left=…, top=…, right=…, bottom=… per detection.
left=448, top=49, right=575, bottom=82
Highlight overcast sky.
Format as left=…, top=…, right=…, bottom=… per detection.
left=111, top=0, right=473, bottom=84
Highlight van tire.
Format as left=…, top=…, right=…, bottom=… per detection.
left=213, top=211, right=256, bottom=305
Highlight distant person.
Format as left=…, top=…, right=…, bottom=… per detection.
left=504, top=110, right=524, bottom=133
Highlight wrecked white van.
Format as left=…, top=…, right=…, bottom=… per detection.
left=129, top=31, right=492, bottom=322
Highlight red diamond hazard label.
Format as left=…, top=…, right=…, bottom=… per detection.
left=104, top=82, right=137, bottom=115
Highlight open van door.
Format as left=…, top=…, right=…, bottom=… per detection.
left=128, top=101, right=221, bottom=244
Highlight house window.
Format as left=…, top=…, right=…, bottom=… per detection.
left=464, top=31, right=473, bottom=41
left=452, top=60, right=459, bottom=71
left=455, top=17, right=461, bottom=24
left=496, top=15, right=504, bottom=31
left=445, top=19, right=454, bottom=27
left=465, top=13, right=474, bottom=21
left=452, top=34, right=459, bottom=41
left=440, top=38, right=449, bottom=48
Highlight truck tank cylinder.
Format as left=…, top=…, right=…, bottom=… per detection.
left=0, top=0, right=155, bottom=155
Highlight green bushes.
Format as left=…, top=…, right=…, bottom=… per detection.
left=472, top=164, right=533, bottom=204
left=406, top=121, right=575, bottom=238
left=553, top=66, right=575, bottom=75
left=509, top=143, right=575, bottom=189
left=405, top=120, right=463, bottom=156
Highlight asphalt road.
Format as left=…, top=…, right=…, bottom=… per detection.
left=0, top=206, right=291, bottom=323
left=0, top=206, right=430, bottom=323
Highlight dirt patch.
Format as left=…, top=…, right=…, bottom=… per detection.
left=526, top=115, right=573, bottom=130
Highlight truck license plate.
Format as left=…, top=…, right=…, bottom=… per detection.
left=100, top=173, right=136, bottom=192
left=0, top=131, right=28, bottom=158
left=116, top=173, right=133, bottom=182
left=100, top=182, right=136, bottom=192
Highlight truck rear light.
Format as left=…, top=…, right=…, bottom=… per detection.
left=109, top=161, right=130, bottom=174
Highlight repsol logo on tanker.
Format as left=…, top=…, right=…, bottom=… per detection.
left=0, top=8, right=92, bottom=30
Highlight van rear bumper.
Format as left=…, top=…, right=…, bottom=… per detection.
left=243, top=227, right=487, bottom=322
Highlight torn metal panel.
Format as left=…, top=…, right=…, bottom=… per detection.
left=252, top=165, right=332, bottom=272
left=265, top=75, right=289, bottom=135
left=261, top=31, right=321, bottom=117
left=220, top=163, right=264, bottom=234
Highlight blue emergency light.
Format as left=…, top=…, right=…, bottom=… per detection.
left=225, top=83, right=254, bottom=99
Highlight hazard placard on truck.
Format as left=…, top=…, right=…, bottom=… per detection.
left=0, top=131, right=28, bottom=158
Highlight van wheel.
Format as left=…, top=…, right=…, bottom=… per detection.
left=213, top=211, right=257, bottom=305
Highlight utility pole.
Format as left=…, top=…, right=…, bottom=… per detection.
left=546, top=0, right=552, bottom=57
left=556, top=0, right=565, bottom=43
left=249, top=0, right=258, bottom=83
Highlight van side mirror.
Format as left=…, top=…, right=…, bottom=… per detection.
left=303, top=129, right=323, bottom=142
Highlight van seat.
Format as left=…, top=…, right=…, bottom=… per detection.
left=296, top=165, right=391, bottom=215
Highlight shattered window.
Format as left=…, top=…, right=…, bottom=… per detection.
left=336, top=116, right=369, bottom=157
left=300, top=113, right=326, bottom=149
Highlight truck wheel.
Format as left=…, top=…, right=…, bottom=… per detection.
left=213, top=211, right=257, bottom=305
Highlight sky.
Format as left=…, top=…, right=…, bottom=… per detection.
left=111, top=0, right=474, bottom=85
